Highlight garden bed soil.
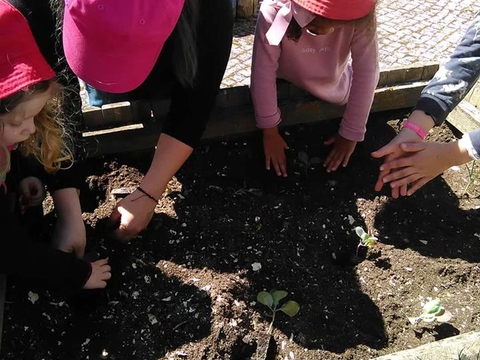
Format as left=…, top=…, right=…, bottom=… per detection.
left=2, top=109, right=480, bottom=360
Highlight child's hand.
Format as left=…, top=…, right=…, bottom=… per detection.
left=83, top=258, right=111, bottom=289
left=18, top=176, right=45, bottom=208
left=323, top=135, right=356, bottom=172
left=371, top=129, right=423, bottom=198
left=262, top=127, right=289, bottom=177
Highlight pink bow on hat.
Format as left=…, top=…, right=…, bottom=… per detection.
left=265, top=0, right=315, bottom=46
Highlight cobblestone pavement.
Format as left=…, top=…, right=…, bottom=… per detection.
left=222, top=0, right=480, bottom=88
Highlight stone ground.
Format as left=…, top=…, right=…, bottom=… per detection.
left=223, top=0, right=480, bottom=88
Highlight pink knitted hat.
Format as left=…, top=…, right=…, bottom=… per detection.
left=293, top=0, right=375, bottom=20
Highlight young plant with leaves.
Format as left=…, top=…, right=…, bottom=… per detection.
left=464, top=160, right=479, bottom=194
left=257, top=290, right=300, bottom=333
left=354, top=226, right=379, bottom=257
left=407, top=298, right=453, bottom=325
left=297, top=151, right=321, bottom=178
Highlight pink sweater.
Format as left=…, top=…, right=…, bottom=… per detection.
left=251, top=0, right=379, bottom=141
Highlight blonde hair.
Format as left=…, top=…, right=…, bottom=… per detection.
left=0, top=80, right=73, bottom=173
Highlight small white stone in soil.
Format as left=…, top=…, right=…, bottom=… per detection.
left=81, top=338, right=91, bottom=347
left=347, top=215, right=355, bottom=225
left=201, top=285, right=211, bottom=292
left=131, top=263, right=137, bottom=269
left=100, top=349, right=109, bottom=359
left=144, top=275, right=151, bottom=284
left=148, top=314, right=158, bottom=325
left=251, top=262, right=262, bottom=271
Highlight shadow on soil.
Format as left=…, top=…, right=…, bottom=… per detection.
left=5, top=110, right=479, bottom=359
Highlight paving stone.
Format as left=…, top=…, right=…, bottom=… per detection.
left=222, top=0, right=480, bottom=88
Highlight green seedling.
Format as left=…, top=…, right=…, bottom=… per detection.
left=463, top=160, right=479, bottom=194
left=354, top=226, right=379, bottom=257
left=407, top=298, right=453, bottom=325
left=297, top=151, right=321, bottom=177
left=257, top=290, right=300, bottom=333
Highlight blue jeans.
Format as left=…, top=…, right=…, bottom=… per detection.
left=84, top=83, right=131, bottom=107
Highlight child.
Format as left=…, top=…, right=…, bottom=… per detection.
left=251, top=0, right=379, bottom=177
left=0, top=0, right=110, bottom=290
left=372, top=12, right=480, bottom=198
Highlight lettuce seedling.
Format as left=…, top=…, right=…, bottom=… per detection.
left=297, top=151, right=321, bottom=178
left=407, top=298, right=453, bottom=325
left=257, top=290, right=300, bottom=333
left=354, top=226, right=379, bottom=257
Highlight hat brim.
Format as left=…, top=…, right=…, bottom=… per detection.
left=63, top=8, right=164, bottom=94
left=0, top=56, right=55, bottom=99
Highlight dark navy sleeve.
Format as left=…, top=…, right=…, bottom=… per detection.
left=0, top=191, right=91, bottom=289
left=414, top=13, right=480, bottom=126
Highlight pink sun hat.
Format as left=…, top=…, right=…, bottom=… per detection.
left=293, top=0, right=376, bottom=20
left=63, top=0, right=185, bottom=94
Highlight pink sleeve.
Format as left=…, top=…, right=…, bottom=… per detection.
left=250, top=4, right=282, bottom=129
left=338, top=17, right=380, bottom=142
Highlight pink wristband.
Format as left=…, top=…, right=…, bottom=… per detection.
left=402, top=121, right=426, bottom=140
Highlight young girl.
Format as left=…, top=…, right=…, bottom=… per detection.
left=251, top=0, right=379, bottom=177
left=0, top=0, right=110, bottom=290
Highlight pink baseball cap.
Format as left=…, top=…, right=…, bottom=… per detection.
left=0, top=0, right=55, bottom=99
left=293, top=0, right=375, bottom=20
left=63, top=0, right=185, bottom=93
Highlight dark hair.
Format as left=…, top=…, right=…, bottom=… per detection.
left=172, top=0, right=199, bottom=87
left=286, top=8, right=376, bottom=42
left=286, top=17, right=303, bottom=42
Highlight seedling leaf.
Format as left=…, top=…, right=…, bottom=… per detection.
left=298, top=151, right=309, bottom=165
left=363, top=237, right=378, bottom=247
left=279, top=301, right=300, bottom=317
left=355, top=226, right=366, bottom=238
left=435, top=310, right=453, bottom=323
left=422, top=299, right=442, bottom=315
left=257, top=291, right=273, bottom=308
left=271, top=290, right=288, bottom=306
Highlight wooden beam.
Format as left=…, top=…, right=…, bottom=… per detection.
left=447, top=100, right=480, bottom=134
left=374, top=330, right=480, bottom=360
left=82, top=64, right=441, bottom=156
left=83, top=80, right=430, bottom=156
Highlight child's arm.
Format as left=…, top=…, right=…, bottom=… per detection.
left=324, top=18, right=379, bottom=172
left=251, top=4, right=283, bottom=130
left=251, top=3, right=287, bottom=175
left=51, top=187, right=86, bottom=258
left=339, top=17, right=379, bottom=143
left=0, top=195, right=108, bottom=289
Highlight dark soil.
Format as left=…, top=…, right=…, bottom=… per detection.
left=2, top=109, right=480, bottom=360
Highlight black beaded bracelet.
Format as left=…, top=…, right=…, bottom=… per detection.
left=137, top=187, right=158, bottom=203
